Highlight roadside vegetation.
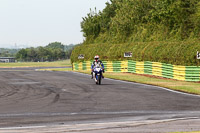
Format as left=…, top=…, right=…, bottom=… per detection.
left=71, top=41, right=200, bottom=66
left=70, top=0, right=200, bottom=95
left=71, top=0, right=200, bottom=66
left=40, top=68, right=200, bottom=95
left=174, top=131, right=200, bottom=133
left=39, top=67, right=72, bottom=71
left=77, top=71, right=200, bottom=95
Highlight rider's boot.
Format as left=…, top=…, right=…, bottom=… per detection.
left=102, top=69, right=104, bottom=78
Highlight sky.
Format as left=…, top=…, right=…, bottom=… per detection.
left=0, top=0, right=109, bottom=48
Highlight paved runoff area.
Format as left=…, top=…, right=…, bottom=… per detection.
left=0, top=67, right=200, bottom=132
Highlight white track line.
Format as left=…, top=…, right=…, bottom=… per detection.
left=68, top=71, right=200, bottom=98
left=0, top=117, right=199, bottom=130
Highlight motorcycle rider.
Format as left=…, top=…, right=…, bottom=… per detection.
left=91, top=55, right=104, bottom=79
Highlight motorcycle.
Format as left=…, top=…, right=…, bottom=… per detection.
left=93, top=66, right=103, bottom=85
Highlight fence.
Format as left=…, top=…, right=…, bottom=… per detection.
left=73, top=61, right=200, bottom=82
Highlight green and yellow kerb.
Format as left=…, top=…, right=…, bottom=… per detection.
left=73, top=60, right=200, bottom=82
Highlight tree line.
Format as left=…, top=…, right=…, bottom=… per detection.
left=81, top=0, right=200, bottom=44
left=0, top=48, right=19, bottom=57
left=16, top=42, right=75, bottom=62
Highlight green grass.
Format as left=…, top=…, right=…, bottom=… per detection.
left=39, top=67, right=72, bottom=71
left=71, top=40, right=200, bottom=66
left=174, top=131, right=200, bottom=133
left=35, top=67, right=200, bottom=95
left=0, top=60, right=71, bottom=68
left=74, top=70, right=200, bottom=95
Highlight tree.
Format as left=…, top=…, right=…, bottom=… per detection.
left=15, top=43, right=75, bottom=62
left=46, top=42, right=64, bottom=50
left=16, top=49, right=28, bottom=61
left=80, top=0, right=200, bottom=43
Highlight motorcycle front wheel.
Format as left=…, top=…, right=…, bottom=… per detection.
left=98, top=75, right=101, bottom=85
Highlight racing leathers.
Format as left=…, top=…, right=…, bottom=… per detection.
left=91, top=60, right=104, bottom=79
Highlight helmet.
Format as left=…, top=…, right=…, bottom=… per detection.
left=94, top=55, right=99, bottom=60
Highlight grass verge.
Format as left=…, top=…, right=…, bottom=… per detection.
left=39, top=68, right=72, bottom=71
left=36, top=68, right=200, bottom=95
left=75, top=70, right=200, bottom=95
left=0, top=60, right=71, bottom=68
left=171, top=131, right=200, bottom=133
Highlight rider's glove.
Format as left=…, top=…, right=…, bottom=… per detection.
left=103, top=68, right=105, bottom=73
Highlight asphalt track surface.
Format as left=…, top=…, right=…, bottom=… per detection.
left=0, top=67, right=200, bottom=132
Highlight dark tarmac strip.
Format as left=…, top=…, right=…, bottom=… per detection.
left=0, top=68, right=200, bottom=132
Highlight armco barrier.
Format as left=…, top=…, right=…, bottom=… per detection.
left=73, top=61, right=200, bottom=82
